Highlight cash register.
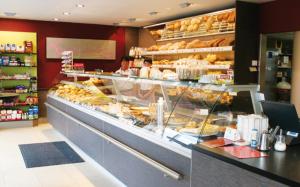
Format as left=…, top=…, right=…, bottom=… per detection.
left=261, top=101, right=300, bottom=145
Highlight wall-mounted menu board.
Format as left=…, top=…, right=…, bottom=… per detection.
left=46, top=37, right=116, bottom=60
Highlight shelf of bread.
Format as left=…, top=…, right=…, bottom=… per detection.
left=143, top=46, right=233, bottom=56
left=146, top=37, right=234, bottom=55
left=147, top=8, right=235, bottom=41
left=152, top=64, right=231, bottom=70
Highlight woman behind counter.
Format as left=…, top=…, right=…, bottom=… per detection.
left=138, top=58, right=156, bottom=102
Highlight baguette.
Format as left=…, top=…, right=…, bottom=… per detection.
left=218, top=38, right=235, bottom=46
left=212, top=38, right=225, bottom=47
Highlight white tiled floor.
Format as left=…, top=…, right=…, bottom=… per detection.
left=0, top=120, right=126, bottom=187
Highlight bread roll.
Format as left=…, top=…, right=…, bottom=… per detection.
left=180, top=25, right=187, bottom=32
left=174, top=21, right=181, bottom=30
left=184, top=19, right=191, bottom=26
left=191, top=18, right=198, bottom=25
left=187, top=25, right=194, bottom=32
left=217, top=13, right=224, bottom=21
left=166, top=24, right=174, bottom=31
left=205, top=16, right=214, bottom=31
left=192, top=24, right=199, bottom=32
left=222, top=13, right=230, bottom=21
left=227, top=11, right=236, bottom=23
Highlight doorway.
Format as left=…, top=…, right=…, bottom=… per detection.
left=259, top=32, right=294, bottom=102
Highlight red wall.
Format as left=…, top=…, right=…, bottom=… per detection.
left=260, top=0, right=300, bottom=33
left=0, top=18, right=125, bottom=89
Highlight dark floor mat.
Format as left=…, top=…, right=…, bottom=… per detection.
left=19, top=141, right=84, bottom=168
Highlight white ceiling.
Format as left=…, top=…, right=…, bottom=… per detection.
left=0, top=0, right=274, bottom=27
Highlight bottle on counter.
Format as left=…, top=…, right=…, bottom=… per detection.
left=156, top=97, right=165, bottom=135
left=250, top=128, right=258, bottom=148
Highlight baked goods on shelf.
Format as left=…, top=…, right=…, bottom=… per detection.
left=159, top=9, right=236, bottom=40
left=146, top=37, right=234, bottom=52
left=149, top=29, right=163, bottom=39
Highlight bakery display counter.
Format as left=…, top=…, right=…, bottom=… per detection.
left=46, top=94, right=191, bottom=187
left=46, top=73, right=263, bottom=187
left=191, top=144, right=300, bottom=187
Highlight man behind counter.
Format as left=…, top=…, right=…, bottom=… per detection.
left=115, top=55, right=134, bottom=75
left=115, top=55, right=135, bottom=95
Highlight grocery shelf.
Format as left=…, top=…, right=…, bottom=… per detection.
left=0, top=65, right=37, bottom=67
left=0, top=119, right=37, bottom=122
left=157, top=31, right=235, bottom=42
left=142, top=46, right=233, bottom=56
left=0, top=93, right=19, bottom=98
left=0, top=78, right=31, bottom=80
left=0, top=52, right=37, bottom=55
left=0, top=103, right=38, bottom=107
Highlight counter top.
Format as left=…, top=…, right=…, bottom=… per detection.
left=192, top=144, right=300, bottom=186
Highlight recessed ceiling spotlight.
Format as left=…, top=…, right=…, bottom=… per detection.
left=179, top=2, right=192, bottom=8
left=128, top=18, right=136, bottom=22
left=4, top=12, right=16, bottom=17
left=76, top=4, right=85, bottom=8
left=63, top=12, right=71, bottom=16
left=149, top=11, right=159, bottom=16
left=53, top=18, right=59, bottom=21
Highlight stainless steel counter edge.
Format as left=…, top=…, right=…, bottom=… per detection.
left=46, top=94, right=191, bottom=158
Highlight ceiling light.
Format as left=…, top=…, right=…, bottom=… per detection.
left=179, top=2, right=192, bottom=8
left=63, top=12, right=70, bottom=16
left=149, top=11, right=158, bottom=16
left=76, top=4, right=85, bottom=8
left=4, top=12, right=16, bottom=17
left=53, top=18, right=59, bottom=21
left=166, top=7, right=171, bottom=11
left=128, top=18, right=136, bottom=22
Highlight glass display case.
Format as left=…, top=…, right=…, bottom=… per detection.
left=48, top=72, right=261, bottom=147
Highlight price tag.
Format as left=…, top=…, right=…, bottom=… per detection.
left=199, top=109, right=209, bottom=116
left=224, top=127, right=240, bottom=141
left=249, top=67, right=257, bottom=72
left=229, top=92, right=237, bottom=96
left=252, top=60, right=258, bottom=66
left=174, top=134, right=198, bottom=145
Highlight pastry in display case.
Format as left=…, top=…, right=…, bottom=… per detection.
left=49, top=72, right=261, bottom=147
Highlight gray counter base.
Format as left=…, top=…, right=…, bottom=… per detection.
left=46, top=97, right=191, bottom=187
